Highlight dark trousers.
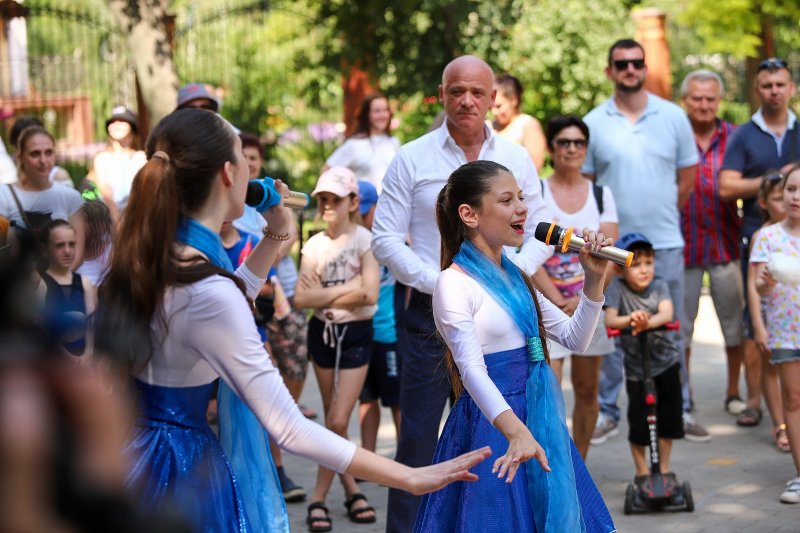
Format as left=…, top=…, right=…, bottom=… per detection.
left=386, top=284, right=451, bottom=533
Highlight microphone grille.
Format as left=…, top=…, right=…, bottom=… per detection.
left=534, top=222, right=560, bottom=245
left=245, top=181, right=263, bottom=207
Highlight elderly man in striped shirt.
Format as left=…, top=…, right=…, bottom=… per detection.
left=679, top=69, right=751, bottom=423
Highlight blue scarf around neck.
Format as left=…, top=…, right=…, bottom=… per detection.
left=452, top=239, right=544, bottom=361
left=175, top=217, right=233, bottom=272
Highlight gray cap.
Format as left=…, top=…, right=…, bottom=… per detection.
left=106, top=105, right=138, bottom=133
left=176, top=83, right=220, bottom=111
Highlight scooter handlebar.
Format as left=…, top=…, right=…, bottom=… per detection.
left=606, top=321, right=680, bottom=338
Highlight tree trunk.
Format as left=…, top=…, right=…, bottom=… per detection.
left=341, top=60, right=376, bottom=137
left=745, top=11, right=774, bottom=113
left=107, top=0, right=178, bottom=131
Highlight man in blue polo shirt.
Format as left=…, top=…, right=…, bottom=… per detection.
left=582, top=38, right=709, bottom=445
left=720, top=58, right=798, bottom=240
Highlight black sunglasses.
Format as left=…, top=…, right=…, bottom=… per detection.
left=554, top=138, right=587, bottom=149
left=757, top=58, right=788, bottom=72
left=612, top=59, right=645, bottom=71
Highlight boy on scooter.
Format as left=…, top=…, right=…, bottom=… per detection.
left=605, top=233, right=685, bottom=492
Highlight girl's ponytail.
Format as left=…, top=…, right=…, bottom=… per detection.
left=95, top=109, right=241, bottom=371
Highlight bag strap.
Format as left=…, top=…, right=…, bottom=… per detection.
left=6, top=184, right=34, bottom=230
left=592, top=183, right=604, bottom=215
left=541, top=179, right=605, bottom=215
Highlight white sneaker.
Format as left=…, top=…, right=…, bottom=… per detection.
left=683, top=412, right=712, bottom=443
left=591, top=413, right=619, bottom=445
left=780, top=477, right=800, bottom=503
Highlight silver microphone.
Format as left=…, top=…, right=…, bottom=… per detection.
left=534, top=222, right=633, bottom=268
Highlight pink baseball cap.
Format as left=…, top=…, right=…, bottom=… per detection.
left=312, top=166, right=358, bottom=197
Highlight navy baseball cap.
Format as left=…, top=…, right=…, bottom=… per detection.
left=358, top=180, right=378, bottom=216
left=617, top=232, right=653, bottom=251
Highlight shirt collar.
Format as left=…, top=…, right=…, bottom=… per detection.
left=437, top=119, right=496, bottom=151
left=696, top=118, right=725, bottom=151
left=605, top=92, right=658, bottom=118
left=752, top=107, right=797, bottom=133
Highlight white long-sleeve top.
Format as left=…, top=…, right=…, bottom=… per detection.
left=372, top=122, right=553, bottom=295
left=433, top=267, right=603, bottom=424
left=133, top=263, right=356, bottom=473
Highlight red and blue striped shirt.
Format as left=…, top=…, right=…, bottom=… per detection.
left=681, top=120, right=741, bottom=267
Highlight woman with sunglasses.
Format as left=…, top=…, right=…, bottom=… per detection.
left=534, top=115, right=619, bottom=459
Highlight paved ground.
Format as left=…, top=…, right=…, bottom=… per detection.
left=282, top=295, right=799, bottom=532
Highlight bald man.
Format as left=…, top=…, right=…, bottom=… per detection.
left=372, top=56, right=552, bottom=531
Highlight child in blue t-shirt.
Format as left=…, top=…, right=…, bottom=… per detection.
left=356, top=180, right=401, bottom=451
left=221, top=220, right=271, bottom=342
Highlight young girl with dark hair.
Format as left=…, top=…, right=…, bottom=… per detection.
left=76, top=199, right=114, bottom=285
left=40, top=219, right=96, bottom=356
left=415, top=160, right=615, bottom=532
left=94, top=109, right=489, bottom=532
left=751, top=167, right=800, bottom=502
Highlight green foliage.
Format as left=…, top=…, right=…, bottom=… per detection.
left=172, top=0, right=342, bottom=190
left=679, top=0, right=800, bottom=59
left=312, top=0, right=520, bottom=99
left=498, top=0, right=634, bottom=121
left=17, top=0, right=134, bottom=156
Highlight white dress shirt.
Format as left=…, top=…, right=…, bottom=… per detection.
left=372, top=121, right=552, bottom=295
left=433, top=267, right=603, bottom=423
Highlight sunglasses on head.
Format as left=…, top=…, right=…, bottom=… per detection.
left=612, top=59, right=645, bottom=71
left=553, top=138, right=587, bottom=149
left=757, top=58, right=788, bottom=72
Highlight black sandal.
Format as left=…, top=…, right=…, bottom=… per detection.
left=736, top=407, right=762, bottom=427
left=306, top=502, right=332, bottom=532
left=344, top=493, right=377, bottom=524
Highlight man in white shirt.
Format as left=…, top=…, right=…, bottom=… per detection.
left=372, top=55, right=552, bottom=533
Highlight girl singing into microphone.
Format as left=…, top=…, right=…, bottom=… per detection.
left=415, top=160, right=615, bottom=532
left=94, top=109, right=491, bottom=533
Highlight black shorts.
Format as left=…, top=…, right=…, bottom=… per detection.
left=626, top=363, right=684, bottom=446
left=359, top=341, right=401, bottom=407
left=307, top=317, right=373, bottom=369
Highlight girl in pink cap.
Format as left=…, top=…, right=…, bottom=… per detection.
left=294, top=166, right=381, bottom=531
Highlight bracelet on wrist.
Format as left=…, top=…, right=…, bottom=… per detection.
left=262, top=227, right=290, bottom=241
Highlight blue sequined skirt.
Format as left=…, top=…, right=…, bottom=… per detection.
left=125, top=379, right=251, bottom=532
left=415, top=347, right=615, bottom=533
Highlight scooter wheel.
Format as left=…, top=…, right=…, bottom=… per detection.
left=682, top=481, right=694, bottom=512
left=624, top=483, right=635, bottom=515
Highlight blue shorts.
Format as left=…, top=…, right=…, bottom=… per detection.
left=771, top=348, right=800, bottom=365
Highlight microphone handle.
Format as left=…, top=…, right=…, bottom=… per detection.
left=559, top=227, right=633, bottom=267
